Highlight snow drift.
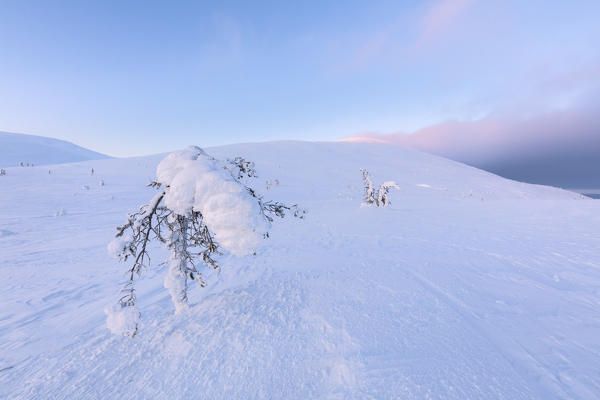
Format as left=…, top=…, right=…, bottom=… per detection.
left=1, top=141, right=599, bottom=399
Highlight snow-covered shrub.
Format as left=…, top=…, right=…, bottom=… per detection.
left=376, top=181, right=400, bottom=207
left=0, top=168, right=5, bottom=176
left=360, top=169, right=399, bottom=207
left=109, top=146, right=305, bottom=337
left=360, top=169, right=375, bottom=205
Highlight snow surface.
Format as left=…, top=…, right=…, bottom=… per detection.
left=0, top=131, right=109, bottom=167
left=1, top=141, right=599, bottom=399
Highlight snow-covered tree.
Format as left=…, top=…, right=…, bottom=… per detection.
left=360, top=169, right=399, bottom=207
left=376, top=181, right=400, bottom=207
left=360, top=169, right=375, bottom=205
left=107, top=146, right=305, bottom=337
left=0, top=169, right=5, bottom=176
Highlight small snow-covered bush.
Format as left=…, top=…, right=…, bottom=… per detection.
left=360, top=169, right=399, bottom=207
left=0, top=168, right=5, bottom=176
left=109, top=146, right=305, bottom=337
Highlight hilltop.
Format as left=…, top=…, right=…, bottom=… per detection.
left=0, top=131, right=109, bottom=167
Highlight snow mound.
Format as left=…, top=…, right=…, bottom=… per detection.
left=156, top=146, right=270, bottom=256
left=104, top=304, right=140, bottom=337
left=0, top=131, right=109, bottom=167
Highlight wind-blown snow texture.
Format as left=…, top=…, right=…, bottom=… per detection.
left=0, top=131, right=109, bottom=167
left=1, top=142, right=599, bottom=399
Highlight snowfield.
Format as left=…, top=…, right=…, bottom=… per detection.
left=1, top=141, right=599, bottom=399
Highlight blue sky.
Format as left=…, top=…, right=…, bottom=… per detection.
left=1, top=0, right=599, bottom=156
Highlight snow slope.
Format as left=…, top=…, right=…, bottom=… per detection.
left=1, top=142, right=599, bottom=399
left=0, top=131, right=109, bottom=167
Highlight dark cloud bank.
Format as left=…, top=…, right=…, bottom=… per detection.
left=354, top=105, right=600, bottom=189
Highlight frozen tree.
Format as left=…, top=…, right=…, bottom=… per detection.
left=360, top=169, right=399, bottom=207
left=376, top=181, right=400, bottom=207
left=0, top=169, right=5, bottom=176
left=107, top=146, right=305, bottom=337
left=360, top=169, right=376, bottom=205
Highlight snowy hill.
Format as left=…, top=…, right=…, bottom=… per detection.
left=0, top=131, right=109, bottom=167
left=1, top=142, right=599, bottom=399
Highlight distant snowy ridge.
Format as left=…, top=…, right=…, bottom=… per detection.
left=0, top=131, right=109, bottom=167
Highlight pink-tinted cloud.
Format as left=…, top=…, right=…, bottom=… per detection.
left=417, top=0, right=474, bottom=45
left=343, top=100, right=600, bottom=187
left=326, top=0, right=474, bottom=73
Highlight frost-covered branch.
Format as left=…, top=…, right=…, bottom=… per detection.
left=225, top=157, right=257, bottom=180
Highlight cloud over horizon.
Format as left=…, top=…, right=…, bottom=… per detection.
left=344, top=93, right=600, bottom=188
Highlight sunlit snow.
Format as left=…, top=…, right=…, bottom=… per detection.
left=1, top=141, right=599, bottom=399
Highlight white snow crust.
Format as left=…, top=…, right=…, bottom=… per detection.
left=1, top=141, right=599, bottom=399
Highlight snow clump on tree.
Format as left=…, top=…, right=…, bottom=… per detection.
left=106, top=146, right=305, bottom=337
